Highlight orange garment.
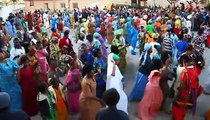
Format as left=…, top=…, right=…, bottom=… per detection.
left=154, top=22, right=161, bottom=28
left=205, top=109, right=210, bottom=120
left=79, top=76, right=103, bottom=120
left=54, top=88, right=68, bottom=120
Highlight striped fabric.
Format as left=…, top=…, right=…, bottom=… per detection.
left=163, top=37, right=173, bottom=52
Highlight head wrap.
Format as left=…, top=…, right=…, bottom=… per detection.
left=113, top=54, right=120, bottom=60
left=0, top=92, right=10, bottom=109
left=96, top=27, right=101, bottom=33
left=114, top=30, right=122, bottom=36
left=140, top=43, right=152, bottom=66
left=148, top=20, right=153, bottom=24
left=51, top=36, right=58, bottom=41
left=93, top=32, right=100, bottom=38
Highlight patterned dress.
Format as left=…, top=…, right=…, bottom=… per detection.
left=94, top=58, right=107, bottom=98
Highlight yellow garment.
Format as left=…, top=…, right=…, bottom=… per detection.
left=145, top=33, right=153, bottom=43
left=84, top=21, right=88, bottom=33
left=175, top=19, right=181, bottom=28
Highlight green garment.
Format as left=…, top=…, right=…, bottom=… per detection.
left=145, top=24, right=155, bottom=33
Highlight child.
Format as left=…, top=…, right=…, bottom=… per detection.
left=37, top=83, right=56, bottom=120
left=48, top=75, right=68, bottom=120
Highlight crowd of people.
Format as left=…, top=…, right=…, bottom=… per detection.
left=0, top=3, right=210, bottom=120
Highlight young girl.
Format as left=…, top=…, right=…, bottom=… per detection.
left=37, top=83, right=56, bottom=120
left=48, top=75, right=68, bottom=120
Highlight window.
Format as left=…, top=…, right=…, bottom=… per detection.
left=73, top=2, right=78, bottom=8
left=60, top=3, right=66, bottom=8
left=30, top=0, right=34, bottom=6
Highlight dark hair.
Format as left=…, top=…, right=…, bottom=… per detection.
left=64, top=30, right=70, bottom=36
left=179, top=54, right=191, bottom=65
left=82, top=64, right=93, bottom=77
left=51, top=28, right=56, bottom=32
left=93, top=48, right=101, bottom=57
left=86, top=34, right=93, bottom=41
left=103, top=88, right=120, bottom=107
left=20, top=55, right=29, bottom=65
left=198, top=29, right=204, bottom=35
left=161, top=51, right=171, bottom=65
left=151, top=59, right=162, bottom=70
left=111, top=45, right=119, bottom=55
left=37, top=82, right=47, bottom=94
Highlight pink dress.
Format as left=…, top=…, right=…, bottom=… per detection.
left=138, top=70, right=163, bottom=120
left=35, top=49, right=49, bottom=83
left=65, top=68, right=81, bottom=114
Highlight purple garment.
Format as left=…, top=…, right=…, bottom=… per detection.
left=98, top=34, right=107, bottom=61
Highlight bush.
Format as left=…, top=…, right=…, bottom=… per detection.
left=207, top=3, right=210, bottom=11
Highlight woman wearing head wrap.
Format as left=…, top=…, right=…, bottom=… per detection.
left=146, top=20, right=155, bottom=33
left=129, top=43, right=153, bottom=101
left=106, top=22, right=114, bottom=43
left=106, top=54, right=128, bottom=114
left=131, top=22, right=139, bottom=55
left=95, top=28, right=107, bottom=61
left=50, top=37, right=60, bottom=61
left=112, top=30, right=128, bottom=73
left=125, top=18, right=132, bottom=44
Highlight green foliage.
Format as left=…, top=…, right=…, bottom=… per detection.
left=207, top=3, right=210, bottom=11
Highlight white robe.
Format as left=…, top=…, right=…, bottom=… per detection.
left=106, top=53, right=128, bottom=114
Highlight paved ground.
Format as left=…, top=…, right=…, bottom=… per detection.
left=32, top=29, right=210, bottom=120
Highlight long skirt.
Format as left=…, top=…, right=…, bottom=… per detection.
left=138, top=84, right=163, bottom=120
left=128, top=72, right=148, bottom=101
left=67, top=90, right=80, bottom=114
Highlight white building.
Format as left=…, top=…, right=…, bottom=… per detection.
left=0, top=2, right=25, bottom=20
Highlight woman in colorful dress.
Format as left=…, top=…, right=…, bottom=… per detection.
left=49, top=37, right=60, bottom=61
left=65, top=59, right=81, bottom=114
left=94, top=31, right=107, bottom=61
left=129, top=43, right=153, bottom=101
left=138, top=59, right=163, bottom=120
left=172, top=54, right=203, bottom=120
left=0, top=51, right=22, bottom=111
left=18, top=55, right=39, bottom=116
left=93, top=48, right=107, bottom=98
left=48, top=75, right=68, bottom=120
left=79, top=65, right=104, bottom=120
left=107, top=22, right=114, bottom=43
left=35, top=41, right=49, bottom=84
left=112, top=30, right=128, bottom=74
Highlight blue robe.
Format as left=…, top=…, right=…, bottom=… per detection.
left=51, top=17, right=57, bottom=29
left=0, top=58, right=22, bottom=111
left=126, top=22, right=132, bottom=44
left=64, top=15, right=70, bottom=27
left=131, top=27, right=139, bottom=54
left=5, top=21, right=15, bottom=38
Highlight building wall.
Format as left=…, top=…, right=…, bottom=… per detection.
left=24, top=0, right=131, bottom=11
left=0, top=4, right=25, bottom=20
left=147, top=0, right=207, bottom=7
